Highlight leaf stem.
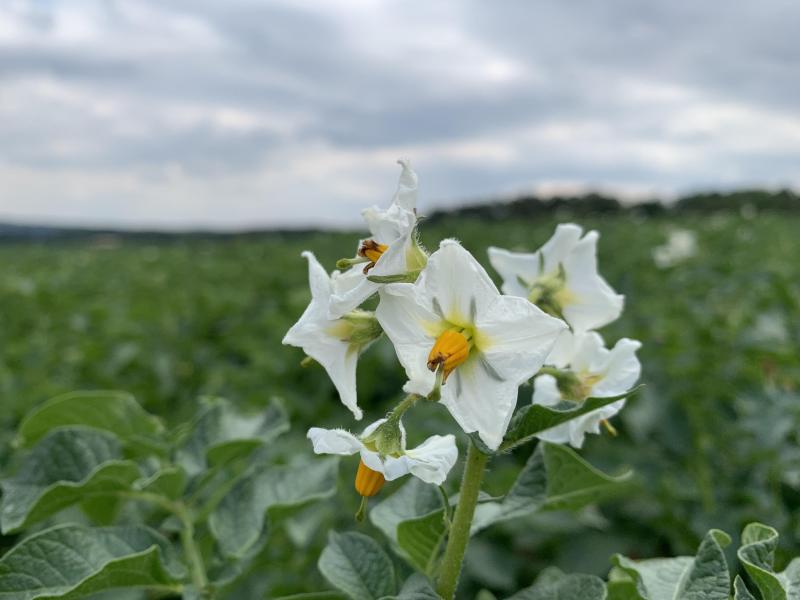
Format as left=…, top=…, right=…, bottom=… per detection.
left=175, top=502, right=209, bottom=593
left=436, top=439, right=489, bottom=600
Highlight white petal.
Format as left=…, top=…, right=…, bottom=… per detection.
left=360, top=418, right=388, bottom=438
left=404, top=434, right=458, bottom=485
left=360, top=448, right=387, bottom=474
left=539, top=223, right=583, bottom=274
left=307, top=427, right=362, bottom=456
left=380, top=455, right=413, bottom=481
left=545, top=329, right=576, bottom=368
left=592, top=338, right=642, bottom=397
left=440, top=360, right=520, bottom=450
left=569, top=331, right=607, bottom=373
left=424, top=240, right=499, bottom=324
left=392, top=159, right=418, bottom=211
left=302, top=251, right=333, bottom=300
left=476, top=294, right=567, bottom=384
left=487, top=246, right=540, bottom=297
left=532, top=374, right=563, bottom=407
left=376, top=283, right=442, bottom=395
left=566, top=399, right=626, bottom=448
left=562, top=231, right=624, bottom=331
left=362, top=204, right=416, bottom=244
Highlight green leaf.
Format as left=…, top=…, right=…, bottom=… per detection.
left=472, top=443, right=633, bottom=533
left=733, top=576, right=757, bottom=600
left=737, top=522, right=800, bottom=599
left=500, top=386, right=643, bottom=452
left=318, top=531, right=396, bottom=600
left=370, top=479, right=443, bottom=545
left=504, top=567, right=606, bottom=599
left=396, top=509, right=447, bottom=576
left=16, top=390, right=164, bottom=454
left=612, top=529, right=731, bottom=600
left=209, top=457, right=338, bottom=557
left=1, top=428, right=141, bottom=533
left=0, top=524, right=184, bottom=599
left=133, top=466, right=187, bottom=500
left=380, top=573, right=439, bottom=599
left=176, top=398, right=289, bottom=476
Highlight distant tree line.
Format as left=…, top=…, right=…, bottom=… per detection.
left=425, top=188, right=799, bottom=223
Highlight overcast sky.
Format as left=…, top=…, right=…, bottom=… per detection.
left=1, top=0, right=798, bottom=229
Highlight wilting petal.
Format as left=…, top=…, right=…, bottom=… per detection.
left=487, top=246, right=540, bottom=297
left=477, top=294, right=566, bottom=384
left=404, top=434, right=458, bottom=485
left=307, top=427, right=362, bottom=455
left=392, top=159, right=418, bottom=212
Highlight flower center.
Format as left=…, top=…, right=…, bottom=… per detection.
left=355, top=459, right=385, bottom=497
left=358, top=240, right=389, bottom=274
left=427, top=329, right=472, bottom=381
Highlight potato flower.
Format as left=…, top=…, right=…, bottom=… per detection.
left=376, top=239, right=567, bottom=450
left=533, top=331, right=642, bottom=448
left=330, top=160, right=427, bottom=318
left=283, top=251, right=382, bottom=420
left=307, top=418, right=458, bottom=497
left=488, top=223, right=624, bottom=331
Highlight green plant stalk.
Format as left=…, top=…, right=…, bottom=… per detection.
left=175, top=503, right=209, bottom=593
left=436, top=440, right=489, bottom=600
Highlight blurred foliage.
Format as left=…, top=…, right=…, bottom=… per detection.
left=0, top=208, right=798, bottom=597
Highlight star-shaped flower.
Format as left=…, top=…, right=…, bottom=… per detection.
left=283, top=251, right=382, bottom=420
left=533, top=331, right=642, bottom=448
left=488, top=223, right=624, bottom=331
left=376, top=239, right=567, bottom=450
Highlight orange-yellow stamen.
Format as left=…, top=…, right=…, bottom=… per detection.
left=427, top=330, right=470, bottom=381
left=358, top=240, right=388, bottom=273
left=355, top=459, right=385, bottom=497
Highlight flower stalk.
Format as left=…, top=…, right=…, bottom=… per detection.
left=436, top=440, right=489, bottom=600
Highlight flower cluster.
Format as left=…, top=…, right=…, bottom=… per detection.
left=284, top=161, right=642, bottom=509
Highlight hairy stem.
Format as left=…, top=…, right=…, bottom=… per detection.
left=436, top=440, right=489, bottom=600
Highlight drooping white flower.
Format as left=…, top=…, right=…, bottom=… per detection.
left=376, top=239, right=567, bottom=450
left=488, top=223, right=624, bottom=332
left=307, top=418, right=458, bottom=487
left=282, top=252, right=382, bottom=420
left=533, top=331, right=642, bottom=448
left=329, top=160, right=426, bottom=318
left=652, top=228, right=697, bottom=269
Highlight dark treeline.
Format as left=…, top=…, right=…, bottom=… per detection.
left=0, top=188, right=797, bottom=242
left=425, top=188, right=799, bottom=223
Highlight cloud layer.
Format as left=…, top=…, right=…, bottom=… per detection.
left=1, top=0, right=798, bottom=229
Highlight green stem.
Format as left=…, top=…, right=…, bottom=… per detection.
left=175, top=503, right=209, bottom=592
left=436, top=440, right=489, bottom=600
left=388, top=393, right=419, bottom=420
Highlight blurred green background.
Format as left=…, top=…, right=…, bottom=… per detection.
left=0, top=204, right=798, bottom=596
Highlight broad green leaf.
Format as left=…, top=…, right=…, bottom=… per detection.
left=733, top=576, right=757, bottom=600
left=380, top=573, right=439, bottom=599
left=500, top=386, right=643, bottom=452
left=0, top=524, right=184, bottom=599
left=396, top=509, right=448, bottom=576
left=209, top=457, right=338, bottom=557
left=176, top=398, right=289, bottom=476
left=504, top=567, right=606, bottom=599
left=612, top=529, right=731, bottom=600
left=318, top=531, right=396, bottom=600
left=134, top=466, right=187, bottom=500
left=16, top=390, right=164, bottom=454
left=737, top=522, right=800, bottom=599
left=472, top=443, right=633, bottom=533
left=1, top=428, right=140, bottom=533
left=370, top=479, right=443, bottom=544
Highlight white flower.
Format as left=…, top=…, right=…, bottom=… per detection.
left=488, top=223, right=624, bottom=331
left=652, top=228, right=697, bottom=269
left=329, top=160, right=425, bottom=318
left=376, top=239, right=567, bottom=450
left=282, top=251, right=382, bottom=420
left=307, top=419, right=458, bottom=485
left=533, top=331, right=642, bottom=448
